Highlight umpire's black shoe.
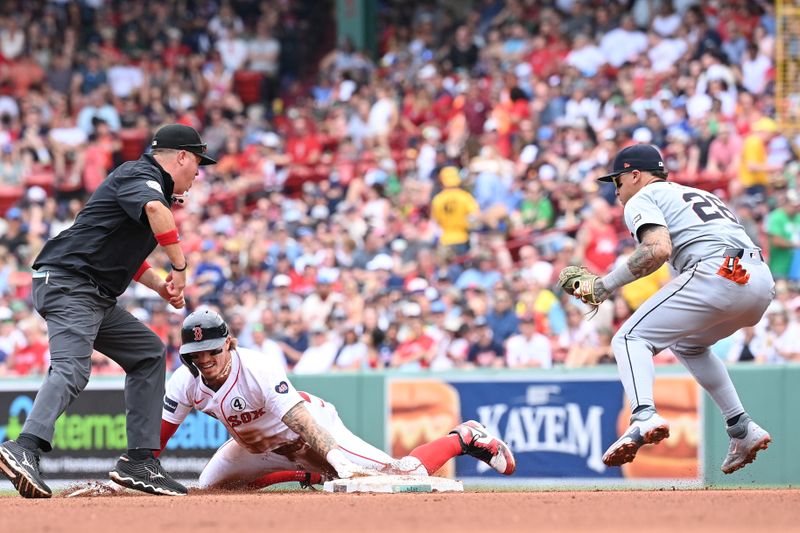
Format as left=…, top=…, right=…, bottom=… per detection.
left=109, top=454, right=187, bottom=496
left=0, top=440, right=52, bottom=498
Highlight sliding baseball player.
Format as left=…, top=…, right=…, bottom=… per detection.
left=158, top=309, right=515, bottom=489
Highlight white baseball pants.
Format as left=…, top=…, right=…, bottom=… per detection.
left=198, top=396, right=394, bottom=488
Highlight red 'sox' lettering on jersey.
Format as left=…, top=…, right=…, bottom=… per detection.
left=226, top=407, right=266, bottom=428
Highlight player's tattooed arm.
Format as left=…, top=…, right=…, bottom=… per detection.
left=593, top=279, right=613, bottom=303
left=595, top=225, right=671, bottom=301
left=628, top=224, right=672, bottom=278
left=281, top=401, right=337, bottom=457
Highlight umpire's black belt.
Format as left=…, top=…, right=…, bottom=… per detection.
left=724, top=248, right=764, bottom=262
left=32, top=268, right=113, bottom=298
left=32, top=268, right=79, bottom=283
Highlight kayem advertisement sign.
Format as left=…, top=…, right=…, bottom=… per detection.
left=0, top=381, right=227, bottom=479
left=389, top=375, right=700, bottom=480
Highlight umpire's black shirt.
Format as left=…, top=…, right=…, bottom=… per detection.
left=33, top=154, right=176, bottom=297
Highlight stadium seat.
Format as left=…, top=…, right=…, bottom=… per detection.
left=233, top=71, right=263, bottom=105
left=119, top=128, right=149, bottom=162
left=24, top=170, right=55, bottom=194
left=0, top=185, right=23, bottom=215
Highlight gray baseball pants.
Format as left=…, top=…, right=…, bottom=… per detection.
left=612, top=252, right=775, bottom=419
left=24, top=269, right=166, bottom=451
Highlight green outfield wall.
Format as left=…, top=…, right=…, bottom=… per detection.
left=1, top=364, right=796, bottom=485
left=702, top=365, right=800, bottom=486
left=291, top=373, right=385, bottom=449
left=298, top=365, right=800, bottom=486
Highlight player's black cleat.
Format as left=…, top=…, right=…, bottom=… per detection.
left=0, top=440, right=52, bottom=498
left=109, top=454, right=188, bottom=496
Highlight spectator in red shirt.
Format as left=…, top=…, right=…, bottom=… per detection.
left=391, top=303, right=435, bottom=370
left=462, top=81, right=491, bottom=136
left=9, top=321, right=48, bottom=376
left=147, top=308, right=171, bottom=344
left=705, top=122, right=743, bottom=180
left=7, top=53, right=45, bottom=98
left=400, top=87, right=434, bottom=139
left=82, top=119, right=119, bottom=193
left=575, top=197, right=619, bottom=275
left=162, top=28, right=192, bottom=69
left=214, top=137, right=246, bottom=177
left=527, top=34, right=566, bottom=79
left=285, top=116, right=321, bottom=166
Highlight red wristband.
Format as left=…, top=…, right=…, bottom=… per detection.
left=155, top=229, right=180, bottom=246
left=133, top=261, right=151, bottom=282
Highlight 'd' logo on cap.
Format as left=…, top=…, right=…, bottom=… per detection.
left=623, top=162, right=631, bottom=168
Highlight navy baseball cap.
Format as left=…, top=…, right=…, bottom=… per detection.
left=151, top=124, right=217, bottom=166
left=597, top=144, right=666, bottom=182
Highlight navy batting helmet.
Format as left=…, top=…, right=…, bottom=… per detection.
left=179, top=309, right=229, bottom=377
left=180, top=309, right=229, bottom=355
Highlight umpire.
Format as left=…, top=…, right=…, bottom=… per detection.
left=0, top=124, right=216, bottom=498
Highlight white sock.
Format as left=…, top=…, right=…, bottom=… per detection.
left=392, top=456, right=428, bottom=476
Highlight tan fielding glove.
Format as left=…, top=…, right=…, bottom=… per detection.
left=557, top=265, right=603, bottom=306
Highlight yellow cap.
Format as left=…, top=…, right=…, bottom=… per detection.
left=752, top=117, right=778, bottom=133
left=440, top=166, right=461, bottom=187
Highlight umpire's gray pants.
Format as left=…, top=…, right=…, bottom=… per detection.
left=24, top=270, right=165, bottom=451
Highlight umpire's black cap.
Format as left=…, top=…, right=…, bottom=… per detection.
left=597, top=144, right=666, bottom=182
left=151, top=124, right=217, bottom=166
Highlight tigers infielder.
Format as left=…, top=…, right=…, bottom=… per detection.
left=158, top=310, right=515, bottom=488
left=572, top=144, right=773, bottom=474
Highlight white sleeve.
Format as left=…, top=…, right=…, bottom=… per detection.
left=162, top=369, right=194, bottom=425
left=504, top=337, right=521, bottom=368
left=253, top=360, right=305, bottom=421
left=724, top=330, right=743, bottom=362
left=533, top=334, right=553, bottom=368
left=624, top=192, right=668, bottom=242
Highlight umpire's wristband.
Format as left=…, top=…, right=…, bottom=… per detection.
left=601, top=263, right=636, bottom=293
left=171, top=261, right=188, bottom=272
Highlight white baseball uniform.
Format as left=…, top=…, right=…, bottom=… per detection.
left=613, top=181, right=775, bottom=418
left=162, top=347, right=409, bottom=488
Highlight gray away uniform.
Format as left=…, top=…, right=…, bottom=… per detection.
left=613, top=181, right=775, bottom=418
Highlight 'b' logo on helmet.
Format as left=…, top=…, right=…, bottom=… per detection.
left=193, top=326, right=203, bottom=341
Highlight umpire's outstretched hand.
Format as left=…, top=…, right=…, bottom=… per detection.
left=162, top=271, right=186, bottom=309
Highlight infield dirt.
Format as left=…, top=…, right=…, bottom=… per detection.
left=1, top=489, right=798, bottom=532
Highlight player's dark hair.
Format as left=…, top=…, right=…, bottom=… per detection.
left=651, top=169, right=669, bottom=180
left=152, top=148, right=178, bottom=157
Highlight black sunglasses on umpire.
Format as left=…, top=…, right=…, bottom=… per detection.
left=179, top=143, right=208, bottom=154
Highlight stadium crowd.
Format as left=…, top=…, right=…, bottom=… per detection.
left=1, top=0, right=799, bottom=378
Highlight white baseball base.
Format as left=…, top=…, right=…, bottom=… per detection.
left=64, top=480, right=125, bottom=497
left=323, top=475, right=463, bottom=494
